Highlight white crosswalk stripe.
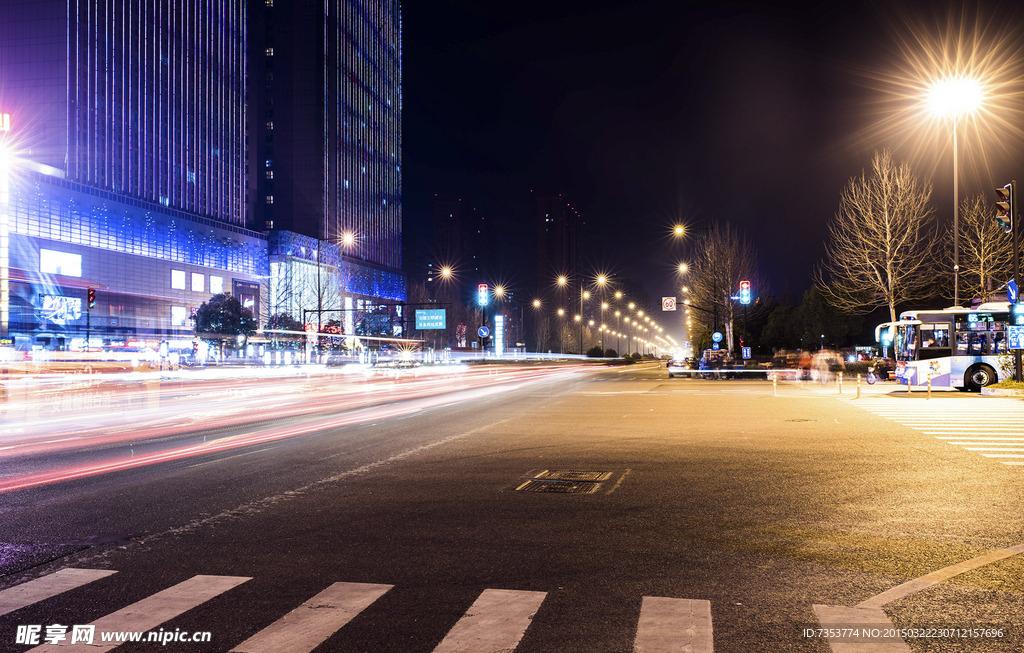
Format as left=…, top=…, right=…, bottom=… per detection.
left=431, top=588, right=547, bottom=653
left=813, top=604, right=911, bottom=652
left=231, top=581, right=392, bottom=653
left=0, top=569, right=115, bottom=618
left=851, top=396, right=1024, bottom=466
left=634, top=596, right=713, bottom=653
left=27, top=574, right=251, bottom=652
left=0, top=568, right=716, bottom=651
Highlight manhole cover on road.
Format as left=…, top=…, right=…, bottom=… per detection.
left=533, top=470, right=612, bottom=482
left=515, top=479, right=602, bottom=494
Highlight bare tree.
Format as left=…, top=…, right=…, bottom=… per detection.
left=952, top=194, right=1013, bottom=303
left=269, top=257, right=342, bottom=329
left=687, top=223, right=762, bottom=356
left=815, top=150, right=937, bottom=322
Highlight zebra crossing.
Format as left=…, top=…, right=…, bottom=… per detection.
left=850, top=396, right=1024, bottom=466
left=0, top=568, right=716, bottom=652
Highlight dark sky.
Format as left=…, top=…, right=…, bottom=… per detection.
left=401, top=0, right=1024, bottom=338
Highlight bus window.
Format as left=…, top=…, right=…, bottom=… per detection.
left=921, top=323, right=950, bottom=348
left=993, top=331, right=1007, bottom=354
left=957, top=331, right=991, bottom=355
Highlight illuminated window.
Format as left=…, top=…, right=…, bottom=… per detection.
left=40, top=249, right=82, bottom=277
left=191, top=273, right=205, bottom=292
left=265, top=48, right=274, bottom=56
left=266, top=195, right=274, bottom=204
left=171, top=306, right=188, bottom=327
left=171, top=270, right=186, bottom=290
left=265, top=0, right=273, bottom=5
left=210, top=276, right=224, bottom=294
left=266, top=121, right=274, bottom=131
left=265, top=170, right=274, bottom=180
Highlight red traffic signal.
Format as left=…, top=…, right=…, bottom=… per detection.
left=87, top=287, right=96, bottom=309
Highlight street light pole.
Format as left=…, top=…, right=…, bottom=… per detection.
left=926, top=76, right=983, bottom=305
left=953, top=117, right=960, bottom=305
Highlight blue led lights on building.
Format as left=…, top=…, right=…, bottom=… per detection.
left=0, top=0, right=405, bottom=350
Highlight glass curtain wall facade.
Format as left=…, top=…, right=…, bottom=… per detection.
left=1, top=0, right=248, bottom=227
left=0, top=1, right=256, bottom=350
left=252, top=0, right=404, bottom=313
left=4, top=169, right=267, bottom=348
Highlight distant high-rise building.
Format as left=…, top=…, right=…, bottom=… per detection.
left=533, top=191, right=581, bottom=293
left=430, top=194, right=491, bottom=303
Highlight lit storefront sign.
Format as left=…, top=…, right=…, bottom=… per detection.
left=41, top=295, right=82, bottom=325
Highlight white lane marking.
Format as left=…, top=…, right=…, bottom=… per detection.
left=857, top=543, right=1024, bottom=610
left=431, top=589, right=546, bottom=653
left=606, top=468, right=631, bottom=495
left=231, top=582, right=392, bottom=653
left=934, top=436, right=1024, bottom=440
left=979, top=453, right=1024, bottom=458
left=812, top=604, right=910, bottom=652
left=922, top=429, right=1024, bottom=434
left=0, top=568, right=116, bottom=617
left=965, top=448, right=1024, bottom=452
left=29, top=574, right=251, bottom=652
left=633, top=596, right=713, bottom=653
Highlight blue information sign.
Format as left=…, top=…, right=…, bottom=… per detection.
left=478, top=326, right=490, bottom=338
left=1009, top=278, right=1018, bottom=304
left=1008, top=325, right=1024, bottom=350
left=415, top=309, right=446, bottom=330
left=711, top=342, right=720, bottom=350
left=712, top=331, right=723, bottom=343
left=742, top=346, right=751, bottom=359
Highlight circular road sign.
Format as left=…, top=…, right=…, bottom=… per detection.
left=478, top=326, right=490, bottom=338
left=712, top=331, right=723, bottom=343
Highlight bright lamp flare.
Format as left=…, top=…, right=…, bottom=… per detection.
left=926, top=76, right=984, bottom=116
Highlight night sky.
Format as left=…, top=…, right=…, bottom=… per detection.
left=401, top=0, right=1024, bottom=339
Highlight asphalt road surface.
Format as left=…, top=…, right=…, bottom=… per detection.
left=1, top=362, right=1022, bottom=652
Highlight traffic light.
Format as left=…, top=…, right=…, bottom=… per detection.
left=477, top=283, right=489, bottom=306
left=87, top=287, right=96, bottom=309
left=995, top=182, right=1014, bottom=234
left=738, top=280, right=751, bottom=305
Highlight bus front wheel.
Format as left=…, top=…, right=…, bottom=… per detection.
left=965, top=364, right=997, bottom=392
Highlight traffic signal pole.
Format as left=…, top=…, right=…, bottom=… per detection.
left=1013, top=181, right=1022, bottom=381
left=997, top=180, right=1023, bottom=381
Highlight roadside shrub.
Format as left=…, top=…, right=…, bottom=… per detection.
left=604, top=349, right=618, bottom=358
left=586, top=346, right=605, bottom=357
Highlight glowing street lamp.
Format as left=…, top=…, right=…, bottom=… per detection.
left=926, top=75, right=984, bottom=305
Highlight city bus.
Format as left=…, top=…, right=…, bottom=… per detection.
left=875, top=302, right=1021, bottom=392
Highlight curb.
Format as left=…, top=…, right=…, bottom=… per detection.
left=981, top=387, right=1024, bottom=397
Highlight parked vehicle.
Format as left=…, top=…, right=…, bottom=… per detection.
left=667, top=357, right=696, bottom=378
